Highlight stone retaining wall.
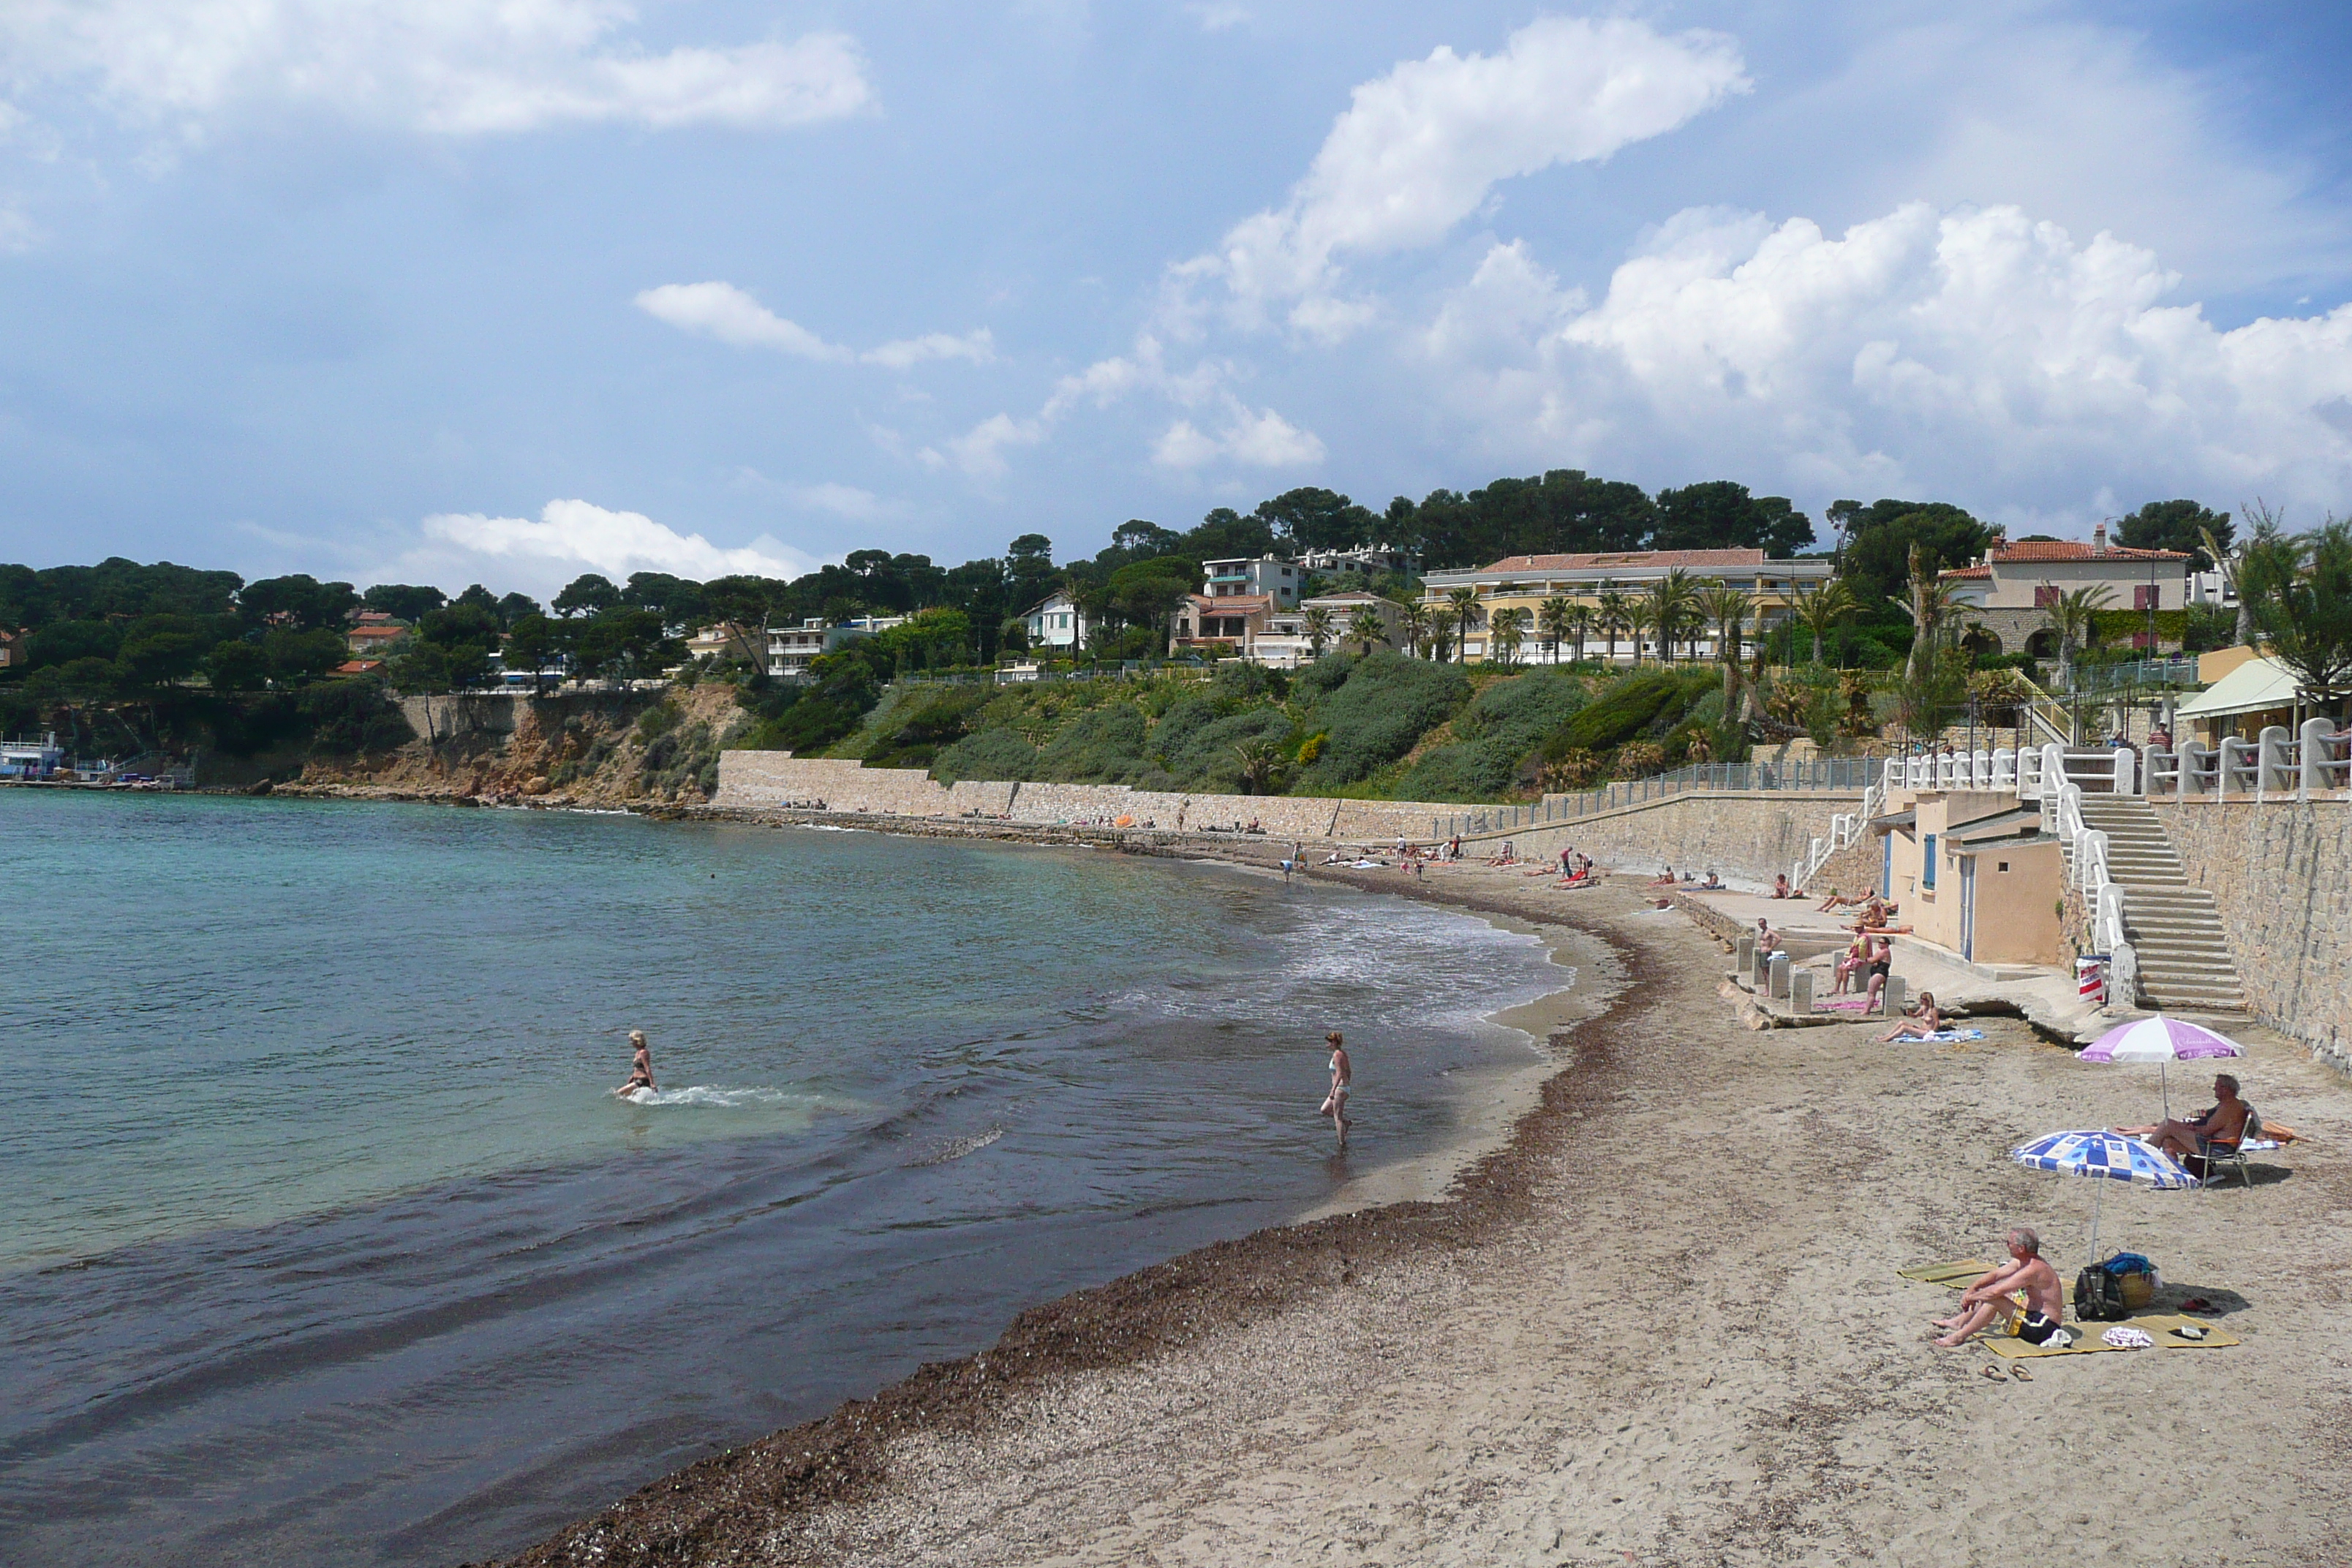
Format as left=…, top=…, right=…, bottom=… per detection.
left=715, top=752, right=1455, bottom=841
left=1448, top=790, right=1863, bottom=892
left=2151, top=799, right=2352, bottom=1072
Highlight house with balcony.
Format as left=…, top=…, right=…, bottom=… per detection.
left=1021, top=591, right=1090, bottom=653
left=1300, top=543, right=1420, bottom=578
left=1248, top=591, right=1408, bottom=668
left=683, top=621, right=762, bottom=668
left=1202, top=555, right=1302, bottom=609
left=764, top=617, right=878, bottom=681
left=1419, top=548, right=1833, bottom=664
left=1941, top=525, right=2194, bottom=657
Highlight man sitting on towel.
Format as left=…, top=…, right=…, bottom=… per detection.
left=2119, top=1074, right=2251, bottom=1165
left=1934, top=1227, right=2065, bottom=1348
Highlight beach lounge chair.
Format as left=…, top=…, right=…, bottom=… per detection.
left=2194, top=1107, right=2260, bottom=1190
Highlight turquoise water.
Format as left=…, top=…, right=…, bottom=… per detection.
left=1, top=790, right=1564, bottom=1564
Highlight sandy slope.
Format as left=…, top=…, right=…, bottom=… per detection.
left=495, top=864, right=2352, bottom=1568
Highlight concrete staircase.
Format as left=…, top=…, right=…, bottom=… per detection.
left=2073, top=796, right=2248, bottom=1014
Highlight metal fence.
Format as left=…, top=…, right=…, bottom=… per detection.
left=1434, top=757, right=1875, bottom=839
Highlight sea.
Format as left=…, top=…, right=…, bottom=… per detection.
left=0, top=790, right=1567, bottom=1567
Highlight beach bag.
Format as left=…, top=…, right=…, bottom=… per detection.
left=2074, top=1264, right=2131, bottom=1322
left=2099, top=1252, right=2159, bottom=1311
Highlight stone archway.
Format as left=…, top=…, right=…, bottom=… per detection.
left=1960, top=624, right=2002, bottom=660
left=2025, top=629, right=2059, bottom=660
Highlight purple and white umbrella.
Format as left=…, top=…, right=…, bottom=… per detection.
left=2081, top=1014, right=2245, bottom=1120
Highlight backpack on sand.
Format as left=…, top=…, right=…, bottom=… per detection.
left=2074, top=1264, right=2131, bottom=1322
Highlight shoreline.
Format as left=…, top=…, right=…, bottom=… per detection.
left=486, top=814, right=2352, bottom=1568
left=479, top=836, right=1671, bottom=1568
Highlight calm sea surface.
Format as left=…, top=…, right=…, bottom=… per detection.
left=0, top=790, right=1563, bottom=1567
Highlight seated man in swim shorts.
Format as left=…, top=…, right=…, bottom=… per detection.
left=2119, top=1073, right=2251, bottom=1164
left=1935, top=1227, right=2065, bottom=1348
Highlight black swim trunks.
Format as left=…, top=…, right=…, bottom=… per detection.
left=2018, top=1312, right=2061, bottom=1346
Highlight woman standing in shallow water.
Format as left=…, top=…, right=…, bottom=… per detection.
left=617, top=1030, right=657, bottom=1098
left=1319, top=1030, right=1352, bottom=1147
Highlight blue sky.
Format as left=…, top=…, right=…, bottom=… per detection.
left=2, top=1, right=2348, bottom=595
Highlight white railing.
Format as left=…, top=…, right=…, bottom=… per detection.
left=2155, top=718, right=2351, bottom=801
left=1795, top=777, right=1884, bottom=889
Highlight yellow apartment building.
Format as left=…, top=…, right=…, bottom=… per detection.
left=1417, top=549, right=1836, bottom=663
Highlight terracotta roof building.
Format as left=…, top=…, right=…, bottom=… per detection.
left=1942, top=524, right=2196, bottom=656
left=1418, top=547, right=1833, bottom=665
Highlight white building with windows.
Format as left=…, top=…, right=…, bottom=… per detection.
left=765, top=617, right=872, bottom=680
left=1022, top=590, right=1090, bottom=652
left=1201, top=555, right=1302, bottom=608
left=1250, top=591, right=1407, bottom=668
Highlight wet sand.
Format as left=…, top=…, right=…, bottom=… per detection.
left=486, top=840, right=2352, bottom=1568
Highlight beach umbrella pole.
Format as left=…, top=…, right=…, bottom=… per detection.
left=2087, top=1175, right=2105, bottom=1264
left=2161, top=1060, right=2171, bottom=1123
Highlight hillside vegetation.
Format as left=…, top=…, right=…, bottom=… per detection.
left=794, top=655, right=1728, bottom=804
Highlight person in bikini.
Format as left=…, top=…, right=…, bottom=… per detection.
left=1319, top=1030, right=1352, bottom=1148
left=1935, top=1227, right=2065, bottom=1349
left=616, top=1030, right=657, bottom=1097
left=1879, top=990, right=1943, bottom=1041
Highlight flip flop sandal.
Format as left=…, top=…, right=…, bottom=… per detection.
left=1980, top=1364, right=2007, bottom=1382
left=2011, top=1365, right=2033, bottom=1381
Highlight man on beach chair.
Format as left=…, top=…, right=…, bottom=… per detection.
left=2119, top=1074, right=2251, bottom=1166
left=1934, top=1227, right=2065, bottom=1349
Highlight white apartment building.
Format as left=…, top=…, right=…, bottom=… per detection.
left=1202, top=555, right=1302, bottom=609
left=1022, top=590, right=1090, bottom=652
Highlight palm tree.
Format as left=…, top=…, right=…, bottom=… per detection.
left=1563, top=602, right=1595, bottom=666
left=1232, top=737, right=1281, bottom=795
left=1489, top=606, right=1527, bottom=668
left=1536, top=595, right=1575, bottom=666
left=1699, top=586, right=1754, bottom=669
left=1596, top=591, right=1632, bottom=665
left=1398, top=600, right=1431, bottom=659
left=1900, top=543, right=1970, bottom=687
left=2045, top=584, right=2114, bottom=687
left=1299, top=604, right=1334, bottom=660
left=1647, top=568, right=1702, bottom=666
left=1793, top=579, right=1859, bottom=666
left=1622, top=598, right=1654, bottom=666
left=1446, top=586, right=1483, bottom=663
left=1346, top=601, right=1388, bottom=657
left=1428, top=621, right=1455, bottom=663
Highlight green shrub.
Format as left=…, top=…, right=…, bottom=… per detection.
left=1291, top=652, right=1469, bottom=790
left=1033, top=701, right=1153, bottom=783
left=1541, top=670, right=1712, bottom=761
left=1389, top=668, right=1590, bottom=799
left=932, top=726, right=1041, bottom=783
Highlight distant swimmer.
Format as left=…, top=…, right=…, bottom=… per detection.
left=1319, top=1030, right=1352, bottom=1148
left=617, top=1030, right=657, bottom=1098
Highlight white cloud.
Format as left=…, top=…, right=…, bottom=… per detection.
left=940, top=412, right=1046, bottom=480
left=1169, top=16, right=1746, bottom=339
left=864, top=328, right=994, bottom=369
left=1420, top=201, right=2352, bottom=515
left=791, top=481, right=889, bottom=520
left=635, top=282, right=851, bottom=361
left=0, top=201, right=39, bottom=252
left=1186, top=3, right=1250, bottom=31
left=418, top=499, right=818, bottom=589
left=637, top=282, right=992, bottom=371
left=1153, top=401, right=1324, bottom=470
left=0, top=1, right=871, bottom=135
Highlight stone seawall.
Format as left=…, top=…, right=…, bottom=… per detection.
left=2152, top=799, right=2352, bottom=1072
left=715, top=753, right=1456, bottom=841
left=1446, top=790, right=1863, bottom=892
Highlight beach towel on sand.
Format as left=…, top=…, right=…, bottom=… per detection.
left=1986, top=1313, right=2240, bottom=1357
left=1900, top=1029, right=1986, bottom=1042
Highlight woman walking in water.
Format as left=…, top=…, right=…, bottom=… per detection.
left=1319, top=1030, right=1352, bottom=1147
left=617, top=1030, right=657, bottom=1098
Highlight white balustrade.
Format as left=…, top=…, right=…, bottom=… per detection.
left=2302, top=718, right=2349, bottom=797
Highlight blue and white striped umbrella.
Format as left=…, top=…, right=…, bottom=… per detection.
left=2011, top=1129, right=2198, bottom=1261
left=2011, top=1130, right=2201, bottom=1190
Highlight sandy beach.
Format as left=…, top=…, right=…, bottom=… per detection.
left=489, top=843, right=2352, bottom=1568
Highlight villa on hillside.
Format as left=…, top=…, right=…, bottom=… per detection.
left=764, top=617, right=892, bottom=681
left=1419, top=548, right=1835, bottom=664
left=1021, top=590, right=1090, bottom=654
left=345, top=616, right=412, bottom=658
left=684, top=621, right=762, bottom=668
left=1245, top=590, right=1407, bottom=668
left=1942, top=524, right=2194, bottom=656
left=0, top=627, right=26, bottom=670
left=1170, top=555, right=1304, bottom=655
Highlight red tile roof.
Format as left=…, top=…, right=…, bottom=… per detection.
left=1480, top=549, right=1771, bottom=572
left=1943, top=565, right=1992, bottom=579
left=1991, top=540, right=2190, bottom=562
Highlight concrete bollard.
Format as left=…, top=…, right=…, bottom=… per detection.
left=1790, top=968, right=1814, bottom=1014
left=1735, top=935, right=1755, bottom=987
left=1768, top=951, right=1791, bottom=1000
left=1881, top=974, right=1907, bottom=1016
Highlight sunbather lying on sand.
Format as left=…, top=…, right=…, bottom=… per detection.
left=1817, top=889, right=1866, bottom=911
left=1935, top=1227, right=2065, bottom=1348
left=1880, top=991, right=1943, bottom=1042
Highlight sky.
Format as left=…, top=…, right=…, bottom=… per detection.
left=1, top=0, right=2349, bottom=598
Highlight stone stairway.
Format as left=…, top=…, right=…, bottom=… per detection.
left=2073, top=796, right=2248, bottom=1014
